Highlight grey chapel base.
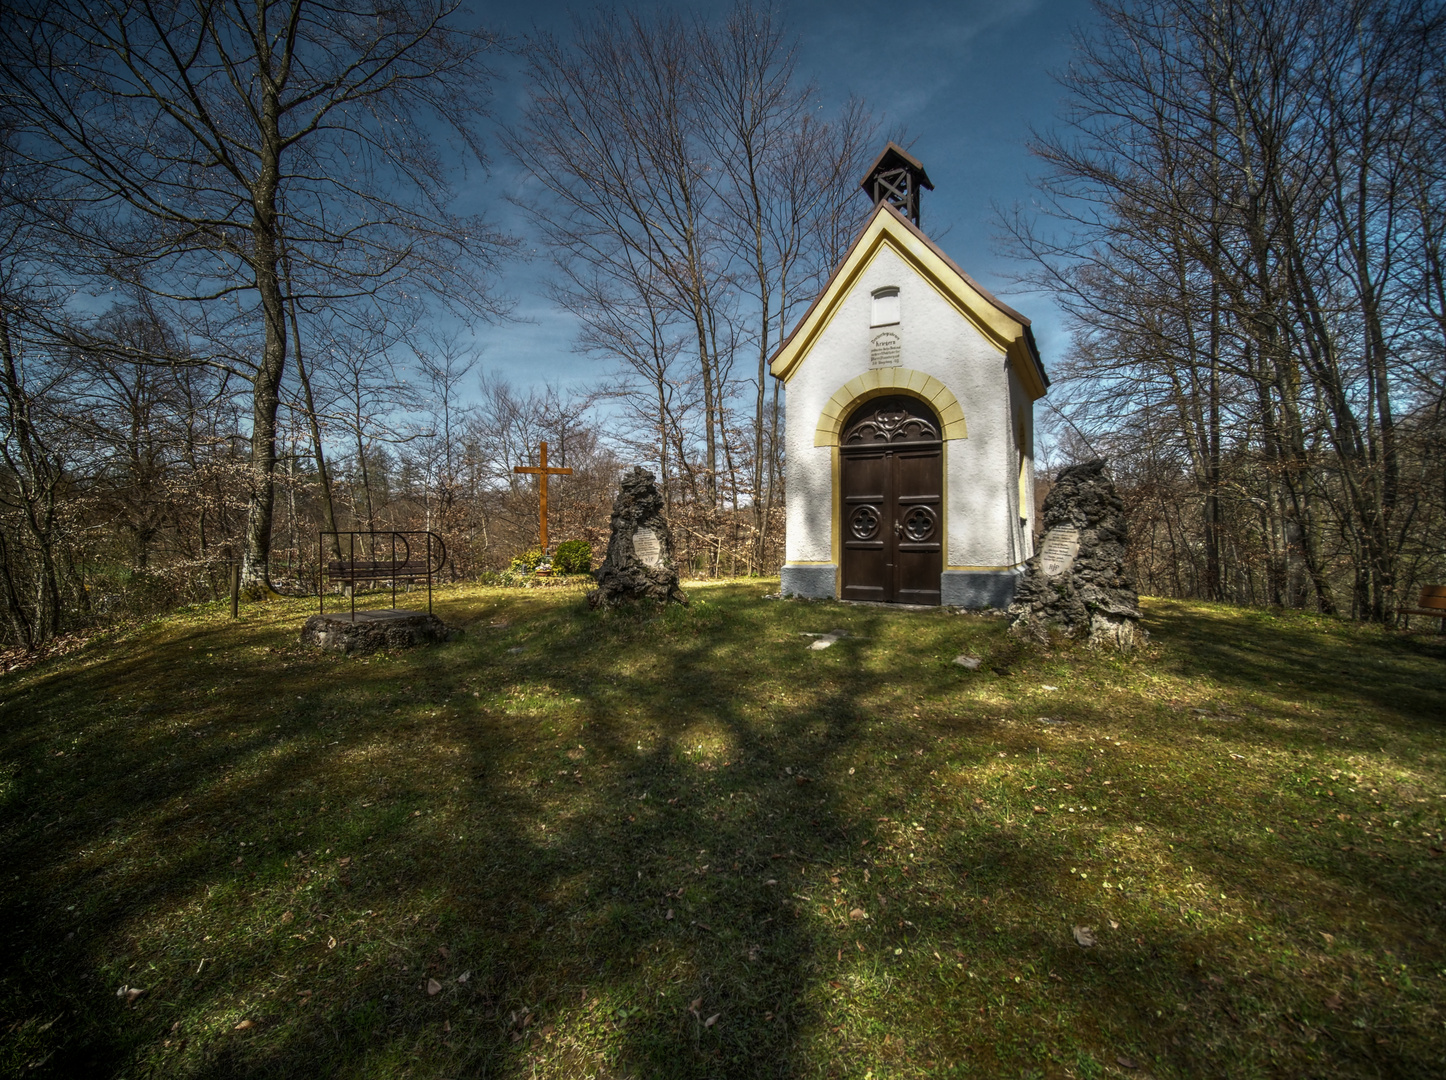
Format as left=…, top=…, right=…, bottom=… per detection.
left=781, top=564, right=1020, bottom=609
left=940, top=570, right=1020, bottom=609
left=780, top=563, right=837, bottom=599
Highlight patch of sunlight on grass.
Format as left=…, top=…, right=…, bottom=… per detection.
left=2, top=588, right=1444, bottom=1078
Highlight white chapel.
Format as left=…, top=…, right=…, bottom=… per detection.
left=771, top=144, right=1050, bottom=607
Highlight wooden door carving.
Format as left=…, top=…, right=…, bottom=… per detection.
left=840, top=395, right=943, bottom=605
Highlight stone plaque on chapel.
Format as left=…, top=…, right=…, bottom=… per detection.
left=869, top=330, right=902, bottom=368
left=1038, top=526, right=1081, bottom=577
left=632, top=527, right=663, bottom=569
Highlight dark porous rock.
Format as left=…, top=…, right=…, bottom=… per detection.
left=588, top=466, right=688, bottom=609
left=301, top=609, right=454, bottom=655
left=1009, top=458, right=1143, bottom=648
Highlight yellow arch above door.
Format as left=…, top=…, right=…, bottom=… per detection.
left=813, top=367, right=968, bottom=447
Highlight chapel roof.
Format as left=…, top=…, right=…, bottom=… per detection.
left=768, top=201, right=1050, bottom=398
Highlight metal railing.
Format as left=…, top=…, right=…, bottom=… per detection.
left=319, top=531, right=447, bottom=617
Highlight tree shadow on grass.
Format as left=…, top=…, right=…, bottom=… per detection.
left=3, top=590, right=1444, bottom=1078
left=1, top=590, right=929, bottom=1077
left=1143, top=598, right=1446, bottom=726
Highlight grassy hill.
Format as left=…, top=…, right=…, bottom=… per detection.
left=2, top=583, right=1443, bottom=1078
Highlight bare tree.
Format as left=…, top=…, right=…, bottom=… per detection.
left=694, top=3, right=875, bottom=563
left=506, top=1, right=874, bottom=574
left=1007, top=0, right=1446, bottom=621
left=0, top=0, right=515, bottom=588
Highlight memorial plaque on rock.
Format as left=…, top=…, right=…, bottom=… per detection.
left=588, top=466, right=688, bottom=608
left=1008, top=459, right=1142, bottom=648
left=633, top=527, right=663, bottom=568
left=1038, top=526, right=1081, bottom=577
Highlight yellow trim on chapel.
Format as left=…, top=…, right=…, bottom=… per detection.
left=813, top=368, right=968, bottom=447
left=771, top=206, right=1047, bottom=400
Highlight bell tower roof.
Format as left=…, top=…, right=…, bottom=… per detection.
left=859, top=142, right=934, bottom=227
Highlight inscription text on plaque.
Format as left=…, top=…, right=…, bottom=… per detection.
left=1039, top=526, right=1081, bottom=577
left=633, top=527, right=664, bottom=569
left=869, top=331, right=902, bottom=368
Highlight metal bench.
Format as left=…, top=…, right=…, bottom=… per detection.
left=319, top=531, right=446, bottom=616
left=1402, top=585, right=1446, bottom=629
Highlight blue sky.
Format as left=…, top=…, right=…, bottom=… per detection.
left=468, top=0, right=1088, bottom=393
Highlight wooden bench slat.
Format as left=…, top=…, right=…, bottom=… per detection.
left=1403, top=585, right=1446, bottom=621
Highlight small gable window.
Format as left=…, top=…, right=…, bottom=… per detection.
left=871, top=287, right=900, bottom=327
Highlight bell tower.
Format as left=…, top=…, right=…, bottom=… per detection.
left=860, top=142, right=934, bottom=228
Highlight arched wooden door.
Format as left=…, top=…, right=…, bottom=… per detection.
left=839, top=395, right=943, bottom=605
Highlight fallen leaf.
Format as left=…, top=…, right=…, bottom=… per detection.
left=125, top=987, right=144, bottom=1005
left=233, top=1019, right=254, bottom=1031
left=1324, top=993, right=1343, bottom=1011
left=280, top=911, right=293, bottom=925
left=456, top=970, right=470, bottom=983
left=1033, top=805, right=1047, bottom=813
left=705, top=1012, right=720, bottom=1027
left=1072, top=925, right=1097, bottom=947
left=849, top=908, right=867, bottom=920
left=426, top=979, right=442, bottom=996
left=689, top=998, right=702, bottom=1016
left=438, top=945, right=449, bottom=959
left=953, top=655, right=982, bottom=670
left=665, top=908, right=674, bottom=920
left=1116, top=1054, right=1138, bottom=1069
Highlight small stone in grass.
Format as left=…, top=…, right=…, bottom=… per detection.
left=426, top=978, right=442, bottom=996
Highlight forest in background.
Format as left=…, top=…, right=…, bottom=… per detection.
left=0, top=1, right=871, bottom=649
left=1019, top=0, right=1446, bottom=621
left=1, top=0, right=1443, bottom=651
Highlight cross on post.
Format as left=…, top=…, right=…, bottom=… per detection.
left=513, top=440, right=573, bottom=552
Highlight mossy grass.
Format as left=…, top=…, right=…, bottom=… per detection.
left=2, top=584, right=1443, bottom=1077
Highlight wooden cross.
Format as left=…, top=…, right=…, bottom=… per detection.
left=513, top=440, right=573, bottom=551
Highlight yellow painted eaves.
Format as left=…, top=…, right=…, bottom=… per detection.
left=770, top=204, right=1047, bottom=400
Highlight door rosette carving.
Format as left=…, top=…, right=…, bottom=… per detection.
left=850, top=505, right=881, bottom=540
left=902, top=505, right=936, bottom=541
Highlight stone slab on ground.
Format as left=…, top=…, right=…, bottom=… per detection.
left=301, top=609, right=454, bottom=655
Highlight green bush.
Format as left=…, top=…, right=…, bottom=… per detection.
left=508, top=548, right=546, bottom=574
left=553, top=539, right=593, bottom=575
